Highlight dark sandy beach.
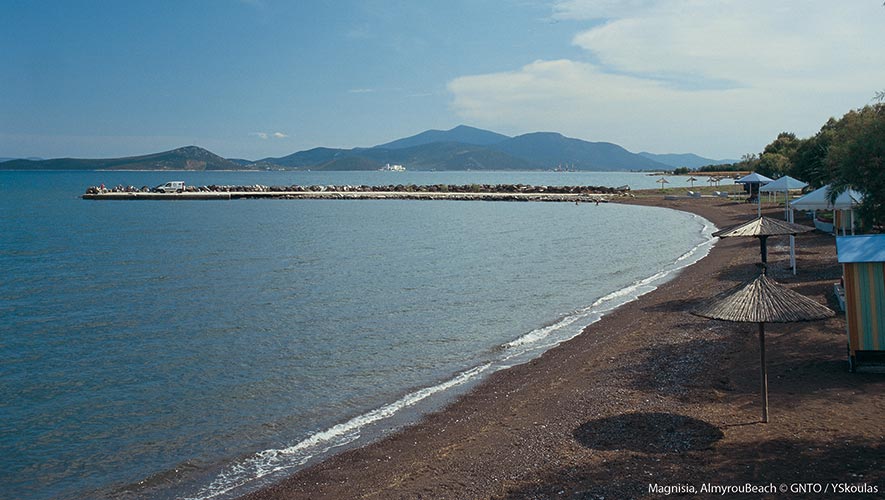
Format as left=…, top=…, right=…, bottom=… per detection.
left=243, top=196, right=884, bottom=499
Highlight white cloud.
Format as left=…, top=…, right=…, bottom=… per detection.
left=569, top=0, right=884, bottom=91
left=250, top=131, right=289, bottom=140
left=348, top=88, right=375, bottom=94
left=448, top=1, right=885, bottom=157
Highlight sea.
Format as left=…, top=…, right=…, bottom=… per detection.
left=0, top=170, right=722, bottom=499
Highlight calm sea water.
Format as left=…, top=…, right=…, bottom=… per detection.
left=0, top=171, right=717, bottom=499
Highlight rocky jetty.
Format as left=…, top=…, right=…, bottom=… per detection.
left=83, top=183, right=630, bottom=201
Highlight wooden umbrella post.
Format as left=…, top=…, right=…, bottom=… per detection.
left=759, top=235, right=769, bottom=274
left=692, top=274, right=833, bottom=426
left=759, top=322, right=769, bottom=423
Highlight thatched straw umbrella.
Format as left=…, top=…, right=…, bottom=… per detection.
left=713, top=216, right=813, bottom=272
left=692, top=274, right=834, bottom=423
left=687, top=176, right=698, bottom=188
left=657, top=176, right=669, bottom=191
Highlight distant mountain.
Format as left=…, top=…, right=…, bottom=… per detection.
left=261, top=141, right=535, bottom=171
left=638, top=152, right=734, bottom=169
left=0, top=157, right=43, bottom=163
left=261, top=147, right=351, bottom=169
left=259, top=127, right=667, bottom=171
left=493, top=132, right=670, bottom=171
left=316, top=156, right=384, bottom=171
left=2, top=126, right=728, bottom=172
left=0, top=146, right=246, bottom=171
left=380, top=142, right=535, bottom=170
left=375, top=125, right=510, bottom=149
left=227, top=158, right=254, bottom=166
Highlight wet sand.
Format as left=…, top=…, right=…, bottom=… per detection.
left=243, top=196, right=884, bottom=499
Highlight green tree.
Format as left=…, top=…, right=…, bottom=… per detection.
left=764, top=132, right=801, bottom=157
left=789, top=118, right=837, bottom=188
left=756, top=152, right=792, bottom=178
left=827, top=104, right=885, bottom=229
left=756, top=132, right=801, bottom=178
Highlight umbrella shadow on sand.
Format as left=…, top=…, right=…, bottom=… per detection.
left=573, top=412, right=724, bottom=454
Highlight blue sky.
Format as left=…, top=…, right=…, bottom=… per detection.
left=2, top=1, right=884, bottom=160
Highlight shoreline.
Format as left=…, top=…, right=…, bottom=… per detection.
left=240, top=197, right=884, bottom=499
left=184, top=202, right=716, bottom=500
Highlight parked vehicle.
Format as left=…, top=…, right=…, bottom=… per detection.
left=155, top=181, right=185, bottom=193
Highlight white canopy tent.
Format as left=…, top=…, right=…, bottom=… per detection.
left=759, top=175, right=808, bottom=211
left=792, top=185, right=863, bottom=235
left=790, top=185, right=863, bottom=212
left=759, top=176, right=809, bottom=274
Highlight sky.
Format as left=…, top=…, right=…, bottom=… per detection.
left=2, top=0, right=884, bottom=161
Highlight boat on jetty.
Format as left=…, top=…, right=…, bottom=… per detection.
left=379, top=163, right=406, bottom=171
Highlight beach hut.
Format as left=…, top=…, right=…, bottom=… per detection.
left=836, top=234, right=885, bottom=371
left=693, top=274, right=834, bottom=422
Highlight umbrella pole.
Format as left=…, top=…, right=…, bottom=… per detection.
left=759, top=322, right=769, bottom=423
left=757, top=190, right=762, bottom=217
left=789, top=207, right=797, bottom=275
left=759, top=235, right=768, bottom=274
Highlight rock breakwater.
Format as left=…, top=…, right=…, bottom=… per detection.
left=83, top=183, right=631, bottom=201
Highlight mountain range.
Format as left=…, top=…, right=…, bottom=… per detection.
left=0, top=125, right=732, bottom=171
left=0, top=146, right=244, bottom=171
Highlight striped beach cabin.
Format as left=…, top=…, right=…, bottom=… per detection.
left=836, top=234, right=885, bottom=371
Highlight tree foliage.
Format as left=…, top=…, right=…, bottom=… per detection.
left=826, top=104, right=885, bottom=229
left=790, top=118, right=837, bottom=188
left=732, top=103, right=885, bottom=229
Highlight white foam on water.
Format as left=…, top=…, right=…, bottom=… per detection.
left=187, top=212, right=717, bottom=500
left=186, top=362, right=492, bottom=499
left=503, top=214, right=716, bottom=355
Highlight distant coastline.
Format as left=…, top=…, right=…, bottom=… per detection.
left=1, top=125, right=734, bottom=173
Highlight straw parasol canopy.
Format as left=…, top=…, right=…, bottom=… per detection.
left=693, top=273, right=834, bottom=323
left=687, top=176, right=698, bottom=188
left=692, top=273, right=834, bottom=423
left=712, top=216, right=813, bottom=270
left=657, top=176, right=669, bottom=191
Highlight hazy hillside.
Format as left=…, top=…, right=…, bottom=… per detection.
left=0, top=157, right=43, bottom=163
left=375, top=125, right=510, bottom=149
left=262, top=147, right=349, bottom=169
left=3, top=126, right=730, bottom=172
left=276, top=142, right=535, bottom=171
left=0, top=146, right=245, bottom=171
left=381, top=142, right=535, bottom=170
left=316, top=156, right=384, bottom=171
left=638, top=152, right=735, bottom=169
left=494, top=132, right=669, bottom=171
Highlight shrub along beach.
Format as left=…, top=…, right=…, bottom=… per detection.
left=241, top=193, right=883, bottom=500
